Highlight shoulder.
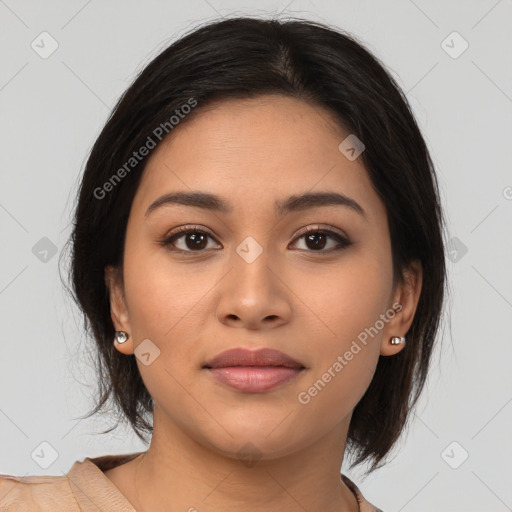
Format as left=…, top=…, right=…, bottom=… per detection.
left=341, top=473, right=384, bottom=512
left=0, top=473, right=76, bottom=511
left=0, top=452, right=143, bottom=512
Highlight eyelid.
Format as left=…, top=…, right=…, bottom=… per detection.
left=167, top=224, right=215, bottom=237
left=292, top=224, right=349, bottom=241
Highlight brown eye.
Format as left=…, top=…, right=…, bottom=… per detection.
left=162, top=227, right=220, bottom=253
left=161, top=225, right=351, bottom=256
left=180, top=232, right=209, bottom=250
left=291, top=227, right=351, bottom=253
left=304, top=232, right=328, bottom=250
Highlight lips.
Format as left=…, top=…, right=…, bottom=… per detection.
left=203, top=347, right=305, bottom=370
left=203, top=348, right=306, bottom=393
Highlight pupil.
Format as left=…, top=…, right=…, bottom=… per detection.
left=307, top=233, right=326, bottom=250
left=187, top=233, right=207, bottom=250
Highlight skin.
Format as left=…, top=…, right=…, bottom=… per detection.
left=103, top=94, right=422, bottom=512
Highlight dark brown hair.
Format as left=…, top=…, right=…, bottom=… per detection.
left=62, top=15, right=448, bottom=473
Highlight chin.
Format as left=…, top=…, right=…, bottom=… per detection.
left=196, top=417, right=307, bottom=460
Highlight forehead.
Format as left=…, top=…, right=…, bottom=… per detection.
left=132, top=95, right=385, bottom=224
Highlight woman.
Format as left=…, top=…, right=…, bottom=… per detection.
left=0, top=15, right=446, bottom=511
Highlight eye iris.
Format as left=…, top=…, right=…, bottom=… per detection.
left=306, top=232, right=327, bottom=250
left=186, top=232, right=208, bottom=250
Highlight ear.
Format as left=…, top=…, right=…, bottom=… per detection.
left=104, top=265, right=134, bottom=355
left=380, top=259, right=423, bottom=356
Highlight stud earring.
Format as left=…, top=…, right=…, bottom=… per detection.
left=115, top=331, right=129, bottom=344
left=390, top=336, right=406, bottom=345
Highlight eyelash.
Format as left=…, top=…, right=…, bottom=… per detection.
left=160, top=225, right=352, bottom=256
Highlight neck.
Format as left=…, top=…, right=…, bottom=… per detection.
left=130, top=406, right=359, bottom=512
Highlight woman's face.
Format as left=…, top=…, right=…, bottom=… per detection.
left=106, top=94, right=421, bottom=461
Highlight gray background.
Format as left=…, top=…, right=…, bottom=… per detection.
left=1, top=1, right=511, bottom=510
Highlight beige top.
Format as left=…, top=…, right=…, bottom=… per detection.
left=0, top=452, right=383, bottom=511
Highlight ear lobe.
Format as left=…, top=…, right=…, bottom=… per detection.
left=380, top=259, right=423, bottom=356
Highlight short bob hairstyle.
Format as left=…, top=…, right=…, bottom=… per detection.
left=63, top=16, right=447, bottom=473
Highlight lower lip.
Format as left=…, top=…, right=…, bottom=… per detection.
left=205, top=366, right=304, bottom=393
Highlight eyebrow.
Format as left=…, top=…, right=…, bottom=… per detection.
left=145, top=191, right=366, bottom=219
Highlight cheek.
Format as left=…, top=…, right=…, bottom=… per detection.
left=122, top=240, right=209, bottom=342
left=292, top=251, right=391, bottom=407
left=121, top=244, right=210, bottom=399
left=296, top=345, right=379, bottom=427
left=301, top=250, right=392, bottom=341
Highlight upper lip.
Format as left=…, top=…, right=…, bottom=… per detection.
left=203, top=348, right=305, bottom=369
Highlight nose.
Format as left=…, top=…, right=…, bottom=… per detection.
left=215, top=248, right=292, bottom=331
